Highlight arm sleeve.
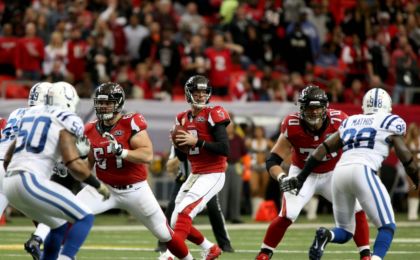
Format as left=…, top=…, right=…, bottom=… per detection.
left=197, top=123, right=230, bottom=156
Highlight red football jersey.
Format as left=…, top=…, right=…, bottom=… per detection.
left=176, top=106, right=230, bottom=174
left=85, top=113, right=148, bottom=185
left=281, top=109, right=348, bottom=173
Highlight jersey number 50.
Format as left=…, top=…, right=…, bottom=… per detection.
left=341, top=127, right=377, bottom=151
left=15, top=116, right=51, bottom=154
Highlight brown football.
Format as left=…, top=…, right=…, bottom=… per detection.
left=171, top=125, right=190, bottom=153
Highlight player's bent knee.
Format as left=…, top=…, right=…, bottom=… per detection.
left=155, top=223, right=172, bottom=242
left=379, top=223, right=396, bottom=234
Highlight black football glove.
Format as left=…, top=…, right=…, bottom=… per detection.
left=280, top=176, right=304, bottom=195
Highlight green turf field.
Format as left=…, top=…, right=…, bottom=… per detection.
left=0, top=213, right=419, bottom=259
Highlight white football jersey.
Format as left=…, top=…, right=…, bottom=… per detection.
left=7, top=105, right=84, bottom=179
left=0, top=108, right=27, bottom=159
left=337, top=113, right=406, bottom=170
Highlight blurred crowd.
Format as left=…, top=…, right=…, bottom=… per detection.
left=0, top=0, right=420, bottom=103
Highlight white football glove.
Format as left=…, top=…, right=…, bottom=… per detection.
left=97, top=182, right=111, bottom=200
left=102, top=132, right=128, bottom=158
left=76, top=135, right=91, bottom=158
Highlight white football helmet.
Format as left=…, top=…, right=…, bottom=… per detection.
left=362, top=88, right=392, bottom=114
left=28, top=82, right=53, bottom=106
left=46, top=81, right=80, bottom=112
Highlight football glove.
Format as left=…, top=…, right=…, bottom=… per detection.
left=102, top=132, right=127, bottom=158
left=97, top=182, right=111, bottom=200
left=280, top=176, right=304, bottom=195
left=76, top=135, right=91, bottom=159
left=53, top=161, right=68, bottom=178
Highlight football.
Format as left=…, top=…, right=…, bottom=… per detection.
left=171, top=125, right=190, bottom=153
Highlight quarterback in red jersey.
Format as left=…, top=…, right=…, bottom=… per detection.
left=160, top=75, right=230, bottom=260
left=256, top=85, right=371, bottom=260
left=77, top=82, right=194, bottom=260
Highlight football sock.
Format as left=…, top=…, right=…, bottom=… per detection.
left=61, top=214, right=94, bottom=258
left=373, top=224, right=395, bottom=258
left=408, top=198, right=419, bottom=220
left=34, top=223, right=51, bottom=242
left=331, top=227, right=352, bottom=243
left=43, top=223, right=68, bottom=260
left=354, top=211, right=370, bottom=249
left=199, top=238, right=213, bottom=250
left=187, top=225, right=205, bottom=245
left=173, top=213, right=192, bottom=241
left=166, top=233, right=190, bottom=259
left=262, top=216, right=292, bottom=248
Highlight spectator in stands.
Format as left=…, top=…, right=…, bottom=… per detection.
left=43, top=31, right=67, bottom=78
left=154, top=28, right=181, bottom=84
left=205, top=33, right=243, bottom=97
left=308, top=1, right=334, bottom=46
left=243, top=24, right=266, bottom=67
left=94, top=19, right=115, bottom=52
left=0, top=23, right=18, bottom=76
left=341, top=34, right=373, bottom=87
left=284, top=23, right=313, bottom=75
left=219, top=118, right=248, bottom=224
left=405, top=122, right=420, bottom=221
left=153, top=0, right=178, bottom=32
left=86, top=32, right=113, bottom=85
left=148, top=62, right=171, bottom=101
left=246, top=125, right=273, bottom=219
left=15, top=22, right=44, bottom=81
left=178, top=2, right=204, bottom=35
left=287, top=7, right=321, bottom=59
left=227, top=4, right=252, bottom=48
left=182, top=34, right=209, bottom=83
left=326, top=78, right=345, bottom=103
left=66, top=26, right=89, bottom=83
left=138, top=22, right=160, bottom=65
left=344, top=78, right=364, bottom=105
left=35, top=13, right=51, bottom=44
left=124, top=14, right=149, bottom=65
left=107, top=11, right=127, bottom=60
left=392, top=38, right=419, bottom=104
left=369, top=31, right=390, bottom=82
left=131, top=63, right=151, bottom=99
left=340, top=7, right=368, bottom=42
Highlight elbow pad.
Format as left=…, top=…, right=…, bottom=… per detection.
left=266, top=153, right=284, bottom=172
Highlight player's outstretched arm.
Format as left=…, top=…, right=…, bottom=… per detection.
left=60, top=130, right=110, bottom=199
left=390, top=135, right=419, bottom=189
left=267, top=133, right=292, bottom=180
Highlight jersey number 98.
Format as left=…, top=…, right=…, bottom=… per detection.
left=341, top=127, right=377, bottom=151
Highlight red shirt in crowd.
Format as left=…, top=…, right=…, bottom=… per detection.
left=0, top=36, right=18, bottom=66
left=15, top=37, right=44, bottom=71
left=205, top=47, right=232, bottom=88
left=67, top=39, right=89, bottom=81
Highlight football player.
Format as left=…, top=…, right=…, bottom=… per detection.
left=75, top=82, right=194, bottom=260
left=160, top=75, right=230, bottom=260
left=3, top=82, right=110, bottom=260
left=284, top=88, right=419, bottom=260
left=256, top=85, right=371, bottom=260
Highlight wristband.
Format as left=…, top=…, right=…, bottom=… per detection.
left=277, top=173, right=286, bottom=181
left=120, top=149, right=128, bottom=159
left=84, top=174, right=101, bottom=189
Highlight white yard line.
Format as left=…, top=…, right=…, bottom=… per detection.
left=1, top=222, right=420, bottom=232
